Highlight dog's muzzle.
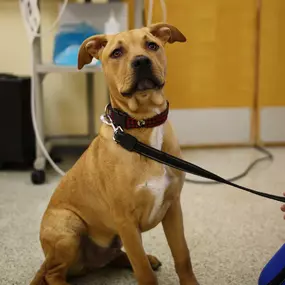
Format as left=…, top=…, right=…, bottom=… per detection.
left=121, top=55, right=164, bottom=96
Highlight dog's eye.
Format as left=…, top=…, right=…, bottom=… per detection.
left=110, top=48, right=123, bottom=59
left=147, top=42, right=159, bottom=51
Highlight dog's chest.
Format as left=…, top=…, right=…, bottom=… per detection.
left=140, top=167, right=171, bottom=224
left=137, top=125, right=175, bottom=225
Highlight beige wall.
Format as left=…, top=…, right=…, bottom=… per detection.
left=0, top=0, right=108, bottom=136
left=146, top=0, right=257, bottom=109
left=258, top=0, right=285, bottom=144
left=258, top=0, right=285, bottom=107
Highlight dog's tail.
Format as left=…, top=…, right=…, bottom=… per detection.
left=30, top=261, right=48, bottom=285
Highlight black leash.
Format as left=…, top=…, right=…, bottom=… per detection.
left=112, top=128, right=285, bottom=203
left=185, top=146, right=273, bottom=184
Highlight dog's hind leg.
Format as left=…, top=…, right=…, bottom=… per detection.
left=30, top=209, right=87, bottom=285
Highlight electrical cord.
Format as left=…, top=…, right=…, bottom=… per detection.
left=30, top=63, right=66, bottom=176
left=159, top=0, right=167, bottom=23
left=147, top=0, right=154, bottom=26
left=147, top=0, right=167, bottom=26
left=185, top=146, right=273, bottom=185
left=32, top=0, right=69, bottom=38
left=19, top=0, right=69, bottom=176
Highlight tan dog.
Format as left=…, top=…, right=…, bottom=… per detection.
left=30, top=23, right=198, bottom=285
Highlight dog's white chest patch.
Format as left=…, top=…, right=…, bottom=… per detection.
left=150, top=124, right=164, bottom=150
left=137, top=125, right=170, bottom=223
left=144, top=168, right=170, bottom=223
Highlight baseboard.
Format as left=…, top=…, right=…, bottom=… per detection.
left=260, top=107, right=285, bottom=143
left=169, top=107, right=252, bottom=145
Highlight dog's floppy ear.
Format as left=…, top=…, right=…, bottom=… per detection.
left=148, top=23, right=186, bottom=44
left=78, top=35, right=108, bottom=70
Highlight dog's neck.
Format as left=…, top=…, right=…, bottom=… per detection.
left=100, top=88, right=168, bottom=149
left=109, top=89, right=167, bottom=120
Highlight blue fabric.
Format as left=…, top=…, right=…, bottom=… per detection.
left=53, top=22, right=101, bottom=67
left=259, top=244, right=285, bottom=285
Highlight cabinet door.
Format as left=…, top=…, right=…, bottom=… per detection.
left=146, top=0, right=257, bottom=146
left=258, top=0, right=285, bottom=144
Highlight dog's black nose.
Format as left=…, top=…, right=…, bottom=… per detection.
left=131, top=55, right=152, bottom=69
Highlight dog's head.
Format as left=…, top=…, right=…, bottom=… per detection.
left=78, top=23, right=186, bottom=111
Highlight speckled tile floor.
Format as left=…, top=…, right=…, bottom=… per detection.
left=0, top=147, right=285, bottom=285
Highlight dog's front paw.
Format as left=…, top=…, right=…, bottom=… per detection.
left=147, top=255, right=162, bottom=271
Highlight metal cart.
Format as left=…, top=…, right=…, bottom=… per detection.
left=31, top=0, right=144, bottom=184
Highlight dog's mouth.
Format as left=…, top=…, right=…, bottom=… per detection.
left=121, top=77, right=164, bottom=97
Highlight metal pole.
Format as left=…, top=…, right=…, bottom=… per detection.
left=86, top=73, right=95, bottom=139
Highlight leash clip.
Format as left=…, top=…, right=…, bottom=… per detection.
left=100, top=107, right=137, bottom=150
left=100, top=108, right=124, bottom=142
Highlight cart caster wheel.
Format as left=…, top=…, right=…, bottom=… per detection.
left=31, top=170, right=46, bottom=185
